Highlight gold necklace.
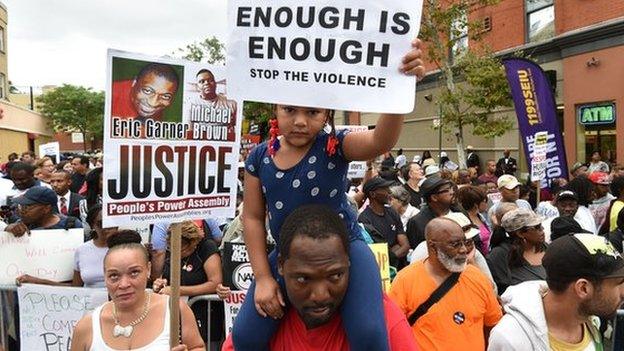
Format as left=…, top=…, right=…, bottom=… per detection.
left=112, top=291, right=151, bottom=338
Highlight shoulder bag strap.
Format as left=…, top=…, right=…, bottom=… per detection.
left=408, top=272, right=461, bottom=325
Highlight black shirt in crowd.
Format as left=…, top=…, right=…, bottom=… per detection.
left=403, top=183, right=422, bottom=208
left=163, top=238, right=220, bottom=342
left=358, top=206, right=404, bottom=247
left=70, top=172, right=86, bottom=193
left=608, top=229, right=624, bottom=253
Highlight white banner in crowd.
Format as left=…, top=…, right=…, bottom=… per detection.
left=103, top=50, right=241, bottom=227
left=0, top=229, right=83, bottom=285
left=336, top=125, right=369, bottom=179
left=531, top=131, right=548, bottom=182
left=227, top=0, right=423, bottom=113
left=18, top=284, right=108, bottom=350
left=223, top=291, right=247, bottom=336
left=38, top=142, right=60, bottom=163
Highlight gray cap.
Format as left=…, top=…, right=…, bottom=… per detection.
left=501, top=208, right=543, bottom=233
left=420, top=175, right=452, bottom=199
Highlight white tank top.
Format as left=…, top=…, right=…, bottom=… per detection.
left=89, top=296, right=171, bottom=351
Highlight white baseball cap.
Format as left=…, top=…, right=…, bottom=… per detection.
left=498, top=174, right=520, bottom=190
left=444, top=212, right=480, bottom=239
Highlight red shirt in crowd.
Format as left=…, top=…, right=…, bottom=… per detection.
left=221, top=295, right=419, bottom=351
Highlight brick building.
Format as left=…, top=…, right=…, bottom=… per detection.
left=364, top=0, right=624, bottom=176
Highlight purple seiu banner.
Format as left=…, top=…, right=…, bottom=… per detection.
left=503, top=58, right=568, bottom=188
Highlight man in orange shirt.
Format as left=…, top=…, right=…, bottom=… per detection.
left=390, top=217, right=502, bottom=350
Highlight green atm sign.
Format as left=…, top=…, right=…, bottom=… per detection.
left=578, top=103, right=616, bottom=126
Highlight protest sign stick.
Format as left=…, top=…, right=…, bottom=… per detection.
left=169, top=222, right=182, bottom=348
left=535, top=180, right=541, bottom=205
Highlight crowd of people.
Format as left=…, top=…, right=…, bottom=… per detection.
left=2, top=40, right=624, bottom=351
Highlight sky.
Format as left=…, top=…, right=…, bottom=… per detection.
left=3, top=0, right=228, bottom=91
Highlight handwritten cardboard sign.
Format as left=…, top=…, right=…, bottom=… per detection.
left=0, top=229, right=84, bottom=285
left=18, top=284, right=108, bottom=350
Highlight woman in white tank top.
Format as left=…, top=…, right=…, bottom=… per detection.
left=70, top=234, right=204, bottom=351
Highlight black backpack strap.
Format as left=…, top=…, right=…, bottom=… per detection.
left=408, top=272, right=461, bottom=325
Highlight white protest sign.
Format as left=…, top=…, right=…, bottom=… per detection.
left=18, top=284, right=108, bottom=350
left=103, top=50, right=241, bottom=227
left=336, top=125, right=369, bottom=179
left=227, top=1, right=424, bottom=113
left=38, top=142, right=60, bottom=163
left=223, top=291, right=247, bottom=336
left=487, top=192, right=502, bottom=205
left=531, top=131, right=548, bottom=181
left=336, top=125, right=368, bottom=133
left=0, top=229, right=83, bottom=285
left=348, top=161, right=367, bottom=179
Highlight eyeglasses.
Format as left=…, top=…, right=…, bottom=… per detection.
left=434, top=238, right=475, bottom=250
left=436, top=188, right=454, bottom=195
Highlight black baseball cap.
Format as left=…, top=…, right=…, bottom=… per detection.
left=420, top=176, right=452, bottom=199
left=362, top=177, right=394, bottom=195
left=543, top=234, right=624, bottom=282
left=550, top=217, right=591, bottom=242
left=556, top=190, right=578, bottom=202
left=12, top=186, right=59, bottom=213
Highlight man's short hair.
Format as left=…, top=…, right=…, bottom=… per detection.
left=390, top=185, right=411, bottom=206
left=279, top=205, right=349, bottom=260
left=400, top=164, right=410, bottom=181
left=136, top=63, right=179, bottom=87
left=52, top=169, right=71, bottom=179
left=10, top=162, right=35, bottom=175
left=21, top=151, right=35, bottom=158
left=196, top=69, right=214, bottom=78
left=77, top=156, right=90, bottom=166
left=544, top=234, right=624, bottom=293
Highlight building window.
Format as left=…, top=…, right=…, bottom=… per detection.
left=0, top=27, right=4, bottom=52
left=0, top=73, right=6, bottom=99
left=526, top=0, right=554, bottom=42
left=451, top=11, right=468, bottom=58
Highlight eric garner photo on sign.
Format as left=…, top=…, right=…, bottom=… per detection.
left=103, top=50, right=241, bottom=227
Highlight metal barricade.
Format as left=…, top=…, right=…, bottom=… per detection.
left=0, top=285, right=17, bottom=351
left=187, top=294, right=223, bottom=351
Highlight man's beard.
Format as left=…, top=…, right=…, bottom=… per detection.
left=579, top=293, right=622, bottom=320
left=437, top=249, right=467, bottom=273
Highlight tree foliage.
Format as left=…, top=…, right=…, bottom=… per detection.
left=36, top=84, right=104, bottom=151
left=173, top=36, right=226, bottom=64
left=420, top=0, right=513, bottom=167
left=243, top=101, right=274, bottom=125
